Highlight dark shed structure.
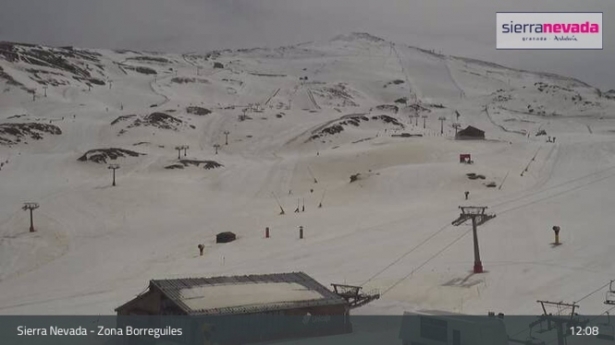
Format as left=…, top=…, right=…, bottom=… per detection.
left=216, top=232, right=236, bottom=243
left=455, top=126, right=485, bottom=140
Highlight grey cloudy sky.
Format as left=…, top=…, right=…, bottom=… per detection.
left=0, top=0, right=613, bottom=89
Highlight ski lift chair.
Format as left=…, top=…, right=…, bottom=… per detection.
left=605, top=281, right=615, bottom=305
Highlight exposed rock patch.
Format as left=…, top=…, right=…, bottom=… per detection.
left=384, top=79, right=405, bottom=88
left=186, top=106, right=212, bottom=116
left=116, top=113, right=184, bottom=133
left=374, top=104, right=399, bottom=113
left=124, top=65, right=157, bottom=75
left=371, top=115, right=404, bottom=127
left=110, top=114, right=137, bottom=126
left=77, top=148, right=145, bottom=163
left=126, top=56, right=170, bottom=64
left=165, top=159, right=223, bottom=170
left=0, top=123, right=61, bottom=145
left=171, top=77, right=209, bottom=84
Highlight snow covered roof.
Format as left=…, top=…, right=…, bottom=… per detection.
left=148, top=272, right=347, bottom=315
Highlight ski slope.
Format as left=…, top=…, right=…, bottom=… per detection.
left=0, top=33, right=615, bottom=319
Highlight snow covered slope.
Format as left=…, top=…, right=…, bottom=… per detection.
left=1, top=33, right=615, bottom=317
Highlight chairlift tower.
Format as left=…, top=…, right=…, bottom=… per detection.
left=422, top=115, right=428, bottom=129
left=453, top=123, right=461, bottom=136
left=214, top=144, right=220, bottom=155
left=529, top=300, right=588, bottom=345
left=452, top=206, right=496, bottom=273
left=438, top=116, right=446, bottom=134
left=22, top=202, right=40, bottom=232
left=175, top=145, right=188, bottom=160
left=223, top=131, right=230, bottom=145
left=108, top=164, right=120, bottom=186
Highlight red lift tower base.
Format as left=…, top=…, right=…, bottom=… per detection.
left=452, top=206, right=495, bottom=275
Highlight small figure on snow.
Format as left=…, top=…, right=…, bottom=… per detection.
left=198, top=244, right=205, bottom=256
left=465, top=191, right=470, bottom=200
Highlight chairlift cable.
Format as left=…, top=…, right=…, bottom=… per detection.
left=360, top=222, right=452, bottom=286
left=379, top=228, right=472, bottom=297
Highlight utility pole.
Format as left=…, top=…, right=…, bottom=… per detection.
left=438, top=116, right=446, bottom=135
left=214, top=144, right=220, bottom=155
left=422, top=115, right=428, bottom=129
left=223, top=131, right=230, bottom=145
left=22, top=202, right=40, bottom=232
left=108, top=164, right=120, bottom=186
left=452, top=206, right=496, bottom=273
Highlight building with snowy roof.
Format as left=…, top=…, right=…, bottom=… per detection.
left=115, top=272, right=353, bottom=344
left=115, top=272, right=349, bottom=316
left=455, top=126, right=485, bottom=140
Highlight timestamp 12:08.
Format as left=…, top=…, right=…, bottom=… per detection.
left=570, top=326, right=599, bottom=336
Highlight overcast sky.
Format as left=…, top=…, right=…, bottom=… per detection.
left=0, top=0, right=613, bottom=89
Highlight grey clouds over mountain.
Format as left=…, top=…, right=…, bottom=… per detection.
left=0, top=0, right=613, bottom=89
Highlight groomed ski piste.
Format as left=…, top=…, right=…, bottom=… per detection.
left=1, top=33, right=615, bottom=321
